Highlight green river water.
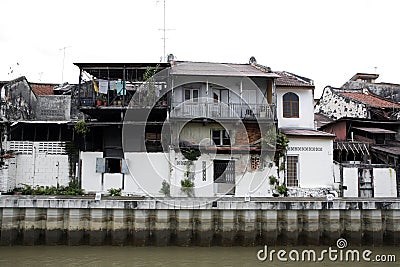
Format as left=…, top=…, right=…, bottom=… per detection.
left=0, top=246, right=398, bottom=267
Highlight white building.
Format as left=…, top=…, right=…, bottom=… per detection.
left=275, top=71, right=336, bottom=197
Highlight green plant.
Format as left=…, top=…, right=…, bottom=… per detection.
left=269, top=175, right=278, bottom=186
left=74, top=120, right=90, bottom=137
left=181, top=148, right=201, bottom=161
left=159, top=180, right=170, bottom=197
left=143, top=65, right=160, bottom=106
left=108, top=188, right=122, bottom=196
left=181, top=178, right=194, bottom=197
left=13, top=180, right=84, bottom=196
left=277, top=183, right=288, bottom=196
left=97, top=94, right=106, bottom=101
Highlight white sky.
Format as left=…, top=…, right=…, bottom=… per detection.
left=1, top=0, right=399, bottom=97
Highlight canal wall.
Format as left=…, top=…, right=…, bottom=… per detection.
left=0, top=196, right=399, bottom=246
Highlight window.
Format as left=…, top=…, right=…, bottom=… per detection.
left=106, top=158, right=121, bottom=173
left=184, top=88, right=199, bottom=102
left=212, top=129, right=230, bottom=146
left=96, top=158, right=129, bottom=174
left=286, top=155, right=299, bottom=186
left=283, top=92, right=299, bottom=118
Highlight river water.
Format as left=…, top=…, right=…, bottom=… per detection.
left=0, top=246, right=398, bottom=267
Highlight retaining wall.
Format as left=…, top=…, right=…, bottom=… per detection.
left=0, top=196, right=399, bottom=246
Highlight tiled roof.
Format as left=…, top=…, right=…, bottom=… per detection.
left=275, top=71, right=314, bottom=87
left=30, top=83, right=56, bottom=95
left=337, top=91, right=400, bottom=108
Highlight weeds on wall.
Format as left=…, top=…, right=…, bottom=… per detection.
left=13, top=180, right=84, bottom=196
left=179, top=148, right=200, bottom=197
left=159, top=179, right=170, bottom=197
left=107, top=188, right=122, bottom=196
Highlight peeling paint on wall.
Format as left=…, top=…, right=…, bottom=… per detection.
left=314, top=87, right=368, bottom=120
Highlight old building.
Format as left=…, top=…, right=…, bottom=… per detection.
left=342, top=73, right=400, bottom=103
left=319, top=118, right=398, bottom=197
left=315, top=86, right=400, bottom=120
left=275, top=71, right=336, bottom=197
left=75, top=60, right=338, bottom=198
left=0, top=77, right=79, bottom=192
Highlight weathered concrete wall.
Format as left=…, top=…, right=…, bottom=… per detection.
left=374, top=168, right=397, bottom=197
left=1, top=142, right=71, bottom=192
left=0, top=197, right=399, bottom=246
left=1, top=77, right=37, bottom=120
left=315, top=87, right=368, bottom=120
left=36, top=95, right=71, bottom=120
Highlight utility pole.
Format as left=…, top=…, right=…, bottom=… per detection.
left=59, top=46, right=71, bottom=83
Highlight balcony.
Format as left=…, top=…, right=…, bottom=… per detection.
left=170, top=102, right=275, bottom=120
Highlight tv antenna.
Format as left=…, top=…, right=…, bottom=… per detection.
left=157, top=0, right=174, bottom=62
left=59, top=46, right=71, bottom=83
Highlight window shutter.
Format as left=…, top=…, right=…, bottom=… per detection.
left=121, top=159, right=129, bottom=174
left=96, top=158, right=105, bottom=173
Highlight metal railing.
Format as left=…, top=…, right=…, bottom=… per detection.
left=170, top=102, right=275, bottom=119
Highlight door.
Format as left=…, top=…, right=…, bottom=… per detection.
left=359, top=168, right=373, bottom=197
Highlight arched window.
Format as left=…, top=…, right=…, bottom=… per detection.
left=283, top=92, right=299, bottom=118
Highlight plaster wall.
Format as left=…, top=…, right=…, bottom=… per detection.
left=277, top=88, right=314, bottom=128
left=286, top=137, right=334, bottom=188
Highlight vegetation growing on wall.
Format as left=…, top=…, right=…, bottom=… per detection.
left=108, top=188, right=122, bottom=196
left=13, top=181, right=84, bottom=196
left=143, top=65, right=160, bottom=106
left=179, top=148, right=199, bottom=197
left=74, top=120, right=89, bottom=137
left=159, top=179, right=170, bottom=197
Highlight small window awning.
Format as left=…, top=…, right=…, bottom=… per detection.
left=352, top=127, right=396, bottom=134
left=334, top=141, right=370, bottom=155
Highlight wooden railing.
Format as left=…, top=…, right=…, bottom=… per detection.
left=170, top=102, right=275, bottom=119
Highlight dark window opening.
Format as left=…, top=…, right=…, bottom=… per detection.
left=184, top=89, right=199, bottom=102
left=106, top=158, right=121, bottom=173
left=212, top=129, right=230, bottom=146
left=283, top=92, right=299, bottom=118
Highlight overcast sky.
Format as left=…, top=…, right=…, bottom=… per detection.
left=1, top=0, right=399, bottom=97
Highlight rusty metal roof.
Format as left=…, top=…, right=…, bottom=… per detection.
left=352, top=127, right=397, bottom=134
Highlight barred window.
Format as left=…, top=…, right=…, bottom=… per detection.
left=283, top=92, right=299, bottom=118
left=286, top=155, right=299, bottom=187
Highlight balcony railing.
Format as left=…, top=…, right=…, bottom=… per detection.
left=170, top=102, right=275, bottom=120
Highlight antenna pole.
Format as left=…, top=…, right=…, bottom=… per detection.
left=163, top=0, right=166, bottom=61
left=60, top=46, right=71, bottom=83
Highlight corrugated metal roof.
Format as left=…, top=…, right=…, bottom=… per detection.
left=170, top=61, right=279, bottom=78
left=371, top=145, right=400, bottom=156
left=352, top=127, right=397, bottom=134
left=280, top=128, right=335, bottom=138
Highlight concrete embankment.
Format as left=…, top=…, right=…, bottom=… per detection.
left=0, top=196, right=399, bottom=246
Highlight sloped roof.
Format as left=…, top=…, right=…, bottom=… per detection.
left=280, top=128, right=335, bottom=138
left=170, top=61, right=279, bottom=78
left=337, top=91, right=400, bottom=109
left=30, top=83, right=57, bottom=95
left=275, top=71, right=314, bottom=87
